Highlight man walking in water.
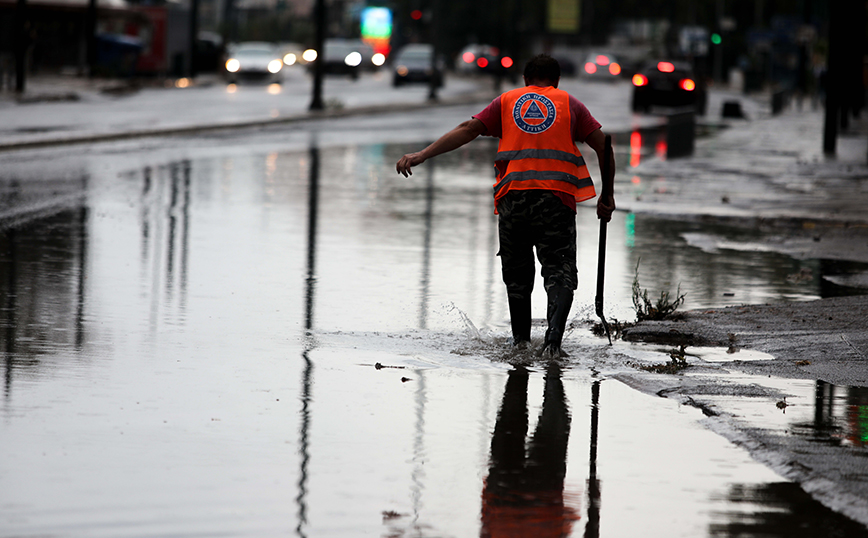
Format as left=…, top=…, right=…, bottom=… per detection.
left=396, top=54, right=615, bottom=358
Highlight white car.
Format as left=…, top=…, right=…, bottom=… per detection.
left=224, top=42, right=284, bottom=84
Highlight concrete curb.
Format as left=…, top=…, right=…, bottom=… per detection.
left=0, top=90, right=497, bottom=153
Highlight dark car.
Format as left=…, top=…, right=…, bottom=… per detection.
left=456, top=44, right=514, bottom=78
left=581, top=52, right=622, bottom=80
left=309, top=39, right=364, bottom=79
left=631, top=60, right=707, bottom=115
left=392, top=44, right=442, bottom=87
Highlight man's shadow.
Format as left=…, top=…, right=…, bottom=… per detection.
left=481, top=364, right=584, bottom=537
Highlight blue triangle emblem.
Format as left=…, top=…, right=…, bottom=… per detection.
left=522, top=101, right=546, bottom=120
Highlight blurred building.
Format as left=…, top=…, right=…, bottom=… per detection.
left=0, top=0, right=149, bottom=76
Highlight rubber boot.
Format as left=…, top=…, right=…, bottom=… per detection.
left=508, top=295, right=532, bottom=347
left=540, top=287, right=573, bottom=358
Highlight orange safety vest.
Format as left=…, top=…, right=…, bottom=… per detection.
left=493, top=86, right=596, bottom=208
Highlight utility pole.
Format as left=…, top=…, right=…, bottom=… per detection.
left=85, top=0, right=97, bottom=76
left=823, top=0, right=840, bottom=153
left=427, top=0, right=440, bottom=101
left=308, top=0, right=326, bottom=110
left=188, top=0, right=200, bottom=78
left=14, top=0, right=27, bottom=92
left=822, top=0, right=868, bottom=155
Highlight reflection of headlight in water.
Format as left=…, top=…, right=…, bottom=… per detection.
left=344, top=52, right=362, bottom=67
left=372, top=53, right=386, bottom=66
left=283, top=53, right=297, bottom=66
left=225, top=58, right=240, bottom=73
left=267, top=59, right=283, bottom=73
left=396, top=65, right=408, bottom=76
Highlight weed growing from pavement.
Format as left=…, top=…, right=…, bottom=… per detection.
left=589, top=260, right=687, bottom=342
left=591, top=318, right=630, bottom=339
left=638, top=345, right=691, bottom=374
left=632, top=259, right=686, bottom=322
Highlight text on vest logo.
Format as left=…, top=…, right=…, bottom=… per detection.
left=512, top=93, right=556, bottom=134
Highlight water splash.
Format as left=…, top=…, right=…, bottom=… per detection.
left=445, top=302, right=498, bottom=344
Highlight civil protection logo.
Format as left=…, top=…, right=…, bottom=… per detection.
left=512, top=93, right=556, bottom=134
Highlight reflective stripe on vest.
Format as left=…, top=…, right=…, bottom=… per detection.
left=492, top=170, right=594, bottom=195
left=494, top=148, right=587, bottom=167
left=493, top=86, right=596, bottom=206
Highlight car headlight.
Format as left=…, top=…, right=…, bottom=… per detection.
left=268, top=59, right=283, bottom=74
left=372, top=53, right=386, bottom=67
left=302, top=49, right=317, bottom=62
left=396, top=65, right=409, bottom=76
left=283, top=53, right=297, bottom=66
left=225, top=58, right=240, bottom=73
left=344, top=51, right=362, bottom=67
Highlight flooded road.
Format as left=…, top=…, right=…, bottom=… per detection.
left=1, top=105, right=866, bottom=536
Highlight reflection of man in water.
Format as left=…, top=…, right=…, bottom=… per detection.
left=396, top=54, right=616, bottom=357
left=481, top=365, right=578, bottom=536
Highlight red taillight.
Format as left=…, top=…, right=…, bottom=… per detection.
left=410, top=9, right=422, bottom=20
left=632, top=73, right=648, bottom=86
left=501, top=56, right=513, bottom=69
left=657, top=61, right=675, bottom=73
left=609, top=62, right=621, bottom=76
left=477, top=57, right=488, bottom=68
left=679, top=78, right=696, bottom=91
left=585, top=62, right=597, bottom=74
left=596, top=55, right=610, bottom=66
left=462, top=52, right=475, bottom=64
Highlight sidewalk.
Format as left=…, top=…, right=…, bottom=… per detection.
left=0, top=70, right=498, bottom=150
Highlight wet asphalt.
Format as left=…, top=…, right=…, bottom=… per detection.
left=1, top=70, right=867, bottom=535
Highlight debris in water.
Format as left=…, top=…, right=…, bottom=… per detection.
left=776, top=397, right=788, bottom=412
left=373, top=362, right=406, bottom=370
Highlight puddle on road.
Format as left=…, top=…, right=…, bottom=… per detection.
left=0, top=125, right=866, bottom=536
left=624, top=342, right=776, bottom=363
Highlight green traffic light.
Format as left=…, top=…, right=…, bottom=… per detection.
left=711, top=33, right=722, bottom=45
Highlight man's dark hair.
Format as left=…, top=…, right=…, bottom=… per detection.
left=524, top=54, right=561, bottom=82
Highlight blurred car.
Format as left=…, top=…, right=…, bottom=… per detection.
left=581, top=53, right=622, bottom=80
left=224, top=42, right=283, bottom=83
left=392, top=44, right=442, bottom=87
left=456, top=44, right=514, bottom=77
left=307, top=39, right=366, bottom=79
left=347, top=40, right=385, bottom=71
left=276, top=42, right=307, bottom=68
left=552, top=55, right=577, bottom=77
left=631, top=60, right=707, bottom=115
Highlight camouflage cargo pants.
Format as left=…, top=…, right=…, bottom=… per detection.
left=496, top=190, right=578, bottom=300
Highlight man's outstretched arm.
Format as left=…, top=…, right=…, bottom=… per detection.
left=396, top=118, right=487, bottom=177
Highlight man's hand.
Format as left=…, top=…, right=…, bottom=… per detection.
left=396, top=118, right=486, bottom=178
left=597, top=195, right=615, bottom=222
left=396, top=152, right=426, bottom=177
